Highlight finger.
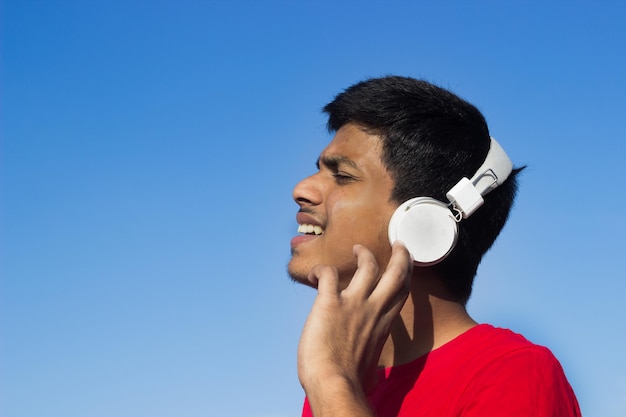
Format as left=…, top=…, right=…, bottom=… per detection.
left=308, top=264, right=341, bottom=297
left=342, top=244, right=380, bottom=297
left=371, top=241, right=412, bottom=307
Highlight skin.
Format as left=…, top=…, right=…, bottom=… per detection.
left=288, top=123, right=398, bottom=287
left=290, top=123, right=477, bottom=417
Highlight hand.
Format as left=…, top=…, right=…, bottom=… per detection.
left=297, top=242, right=413, bottom=415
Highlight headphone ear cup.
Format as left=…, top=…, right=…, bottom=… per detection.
left=388, top=198, right=459, bottom=266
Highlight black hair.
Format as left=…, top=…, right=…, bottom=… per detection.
left=323, top=76, right=522, bottom=304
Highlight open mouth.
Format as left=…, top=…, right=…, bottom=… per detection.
left=297, top=224, right=324, bottom=236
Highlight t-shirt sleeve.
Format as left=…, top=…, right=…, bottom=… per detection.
left=460, top=346, right=581, bottom=417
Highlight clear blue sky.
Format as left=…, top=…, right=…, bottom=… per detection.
left=2, top=1, right=625, bottom=416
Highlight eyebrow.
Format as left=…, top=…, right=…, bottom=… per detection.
left=316, top=155, right=360, bottom=171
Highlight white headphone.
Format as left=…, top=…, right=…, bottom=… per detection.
left=388, top=137, right=513, bottom=266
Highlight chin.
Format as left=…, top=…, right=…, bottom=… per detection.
left=287, top=256, right=312, bottom=286
left=288, top=260, right=358, bottom=292
left=287, top=248, right=313, bottom=287
left=287, top=265, right=317, bottom=288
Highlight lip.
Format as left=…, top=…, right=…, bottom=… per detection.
left=290, top=234, right=318, bottom=248
left=292, top=211, right=324, bottom=249
left=296, top=211, right=323, bottom=227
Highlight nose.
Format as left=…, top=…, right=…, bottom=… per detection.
left=292, top=173, right=323, bottom=207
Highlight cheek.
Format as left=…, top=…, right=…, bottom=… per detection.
left=322, top=197, right=366, bottom=259
left=327, top=194, right=364, bottom=231
left=329, top=194, right=392, bottom=244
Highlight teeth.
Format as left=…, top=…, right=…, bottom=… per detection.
left=298, top=224, right=323, bottom=235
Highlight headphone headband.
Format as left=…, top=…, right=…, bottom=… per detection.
left=471, top=137, right=514, bottom=195
left=446, top=137, right=513, bottom=219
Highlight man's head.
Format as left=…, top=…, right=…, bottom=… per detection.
left=290, top=76, right=521, bottom=304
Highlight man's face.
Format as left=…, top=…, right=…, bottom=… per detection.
left=288, top=123, right=397, bottom=288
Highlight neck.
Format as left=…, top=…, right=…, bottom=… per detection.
left=378, top=270, right=477, bottom=368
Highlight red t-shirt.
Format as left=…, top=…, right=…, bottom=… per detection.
left=302, top=324, right=581, bottom=416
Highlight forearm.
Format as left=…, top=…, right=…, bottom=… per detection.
left=304, top=374, right=376, bottom=417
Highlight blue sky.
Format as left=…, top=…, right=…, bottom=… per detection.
left=2, top=1, right=625, bottom=416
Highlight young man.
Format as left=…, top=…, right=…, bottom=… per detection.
left=288, top=76, right=581, bottom=417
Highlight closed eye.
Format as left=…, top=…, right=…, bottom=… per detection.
left=332, top=172, right=355, bottom=184
left=316, top=155, right=360, bottom=185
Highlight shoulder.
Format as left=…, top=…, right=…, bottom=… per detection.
left=462, top=325, right=565, bottom=379
left=458, top=325, right=581, bottom=416
left=447, top=324, right=549, bottom=365
left=464, top=323, right=537, bottom=348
